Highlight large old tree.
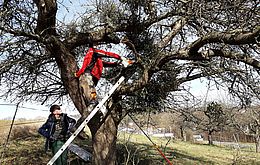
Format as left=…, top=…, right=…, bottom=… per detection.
left=1, top=0, right=259, bottom=164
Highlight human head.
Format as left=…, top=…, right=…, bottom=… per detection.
left=50, top=104, right=61, bottom=113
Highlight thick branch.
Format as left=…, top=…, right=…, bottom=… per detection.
left=189, top=26, right=260, bottom=54
left=64, top=29, right=120, bottom=50
left=155, top=48, right=260, bottom=70
left=119, top=68, right=150, bottom=95
left=33, top=0, right=57, bottom=35
left=178, top=72, right=206, bottom=84
left=200, top=49, right=260, bottom=69
left=158, top=17, right=188, bottom=48
left=0, top=27, right=41, bottom=42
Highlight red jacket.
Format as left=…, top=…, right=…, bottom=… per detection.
left=76, top=48, right=122, bottom=80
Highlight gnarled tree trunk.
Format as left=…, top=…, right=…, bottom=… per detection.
left=47, top=37, right=120, bottom=164
left=92, top=115, right=118, bottom=165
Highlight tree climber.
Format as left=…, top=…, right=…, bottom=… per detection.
left=75, top=42, right=132, bottom=104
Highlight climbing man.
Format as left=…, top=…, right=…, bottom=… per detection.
left=75, top=42, right=132, bottom=103
left=38, top=105, right=76, bottom=165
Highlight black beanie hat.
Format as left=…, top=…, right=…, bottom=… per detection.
left=50, top=105, right=60, bottom=112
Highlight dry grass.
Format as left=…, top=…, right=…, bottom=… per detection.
left=0, top=120, right=43, bottom=143
left=1, top=137, right=50, bottom=165
left=0, top=120, right=89, bottom=165
left=1, top=120, right=260, bottom=165
left=0, top=120, right=48, bottom=165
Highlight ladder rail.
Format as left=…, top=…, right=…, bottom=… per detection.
left=47, top=76, right=125, bottom=165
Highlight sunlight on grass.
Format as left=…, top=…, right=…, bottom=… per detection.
left=1, top=121, right=260, bottom=165
left=117, top=132, right=260, bottom=165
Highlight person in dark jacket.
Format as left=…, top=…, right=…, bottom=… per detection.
left=38, top=105, right=76, bottom=165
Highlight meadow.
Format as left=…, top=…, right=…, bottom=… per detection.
left=0, top=120, right=259, bottom=165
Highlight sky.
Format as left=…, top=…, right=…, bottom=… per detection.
left=0, top=102, right=49, bottom=120
left=0, top=100, right=81, bottom=120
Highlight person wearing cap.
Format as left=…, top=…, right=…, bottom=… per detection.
left=38, top=105, right=76, bottom=165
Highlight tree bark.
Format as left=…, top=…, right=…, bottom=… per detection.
left=92, top=114, right=118, bottom=165
left=255, top=135, right=260, bottom=153
left=180, top=126, right=186, bottom=141
left=46, top=36, right=120, bottom=164
left=33, top=0, right=57, bottom=35
left=208, top=131, right=213, bottom=145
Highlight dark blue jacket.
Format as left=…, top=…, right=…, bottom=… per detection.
left=38, top=113, right=76, bottom=152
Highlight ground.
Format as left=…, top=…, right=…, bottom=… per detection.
left=1, top=120, right=260, bottom=164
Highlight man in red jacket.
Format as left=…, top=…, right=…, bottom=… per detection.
left=75, top=44, right=131, bottom=102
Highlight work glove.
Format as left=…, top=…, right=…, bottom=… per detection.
left=74, top=72, right=79, bottom=78
left=121, top=57, right=133, bottom=68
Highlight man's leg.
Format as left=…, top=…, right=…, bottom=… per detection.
left=76, top=73, right=96, bottom=140
left=59, top=141, right=68, bottom=165
left=79, top=73, right=97, bottom=108
left=51, top=140, right=68, bottom=165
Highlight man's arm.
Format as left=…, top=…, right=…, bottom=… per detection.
left=94, top=49, right=121, bottom=60
left=68, top=116, right=76, bottom=125
left=103, top=61, right=119, bottom=67
left=38, top=122, right=50, bottom=138
left=65, top=114, right=76, bottom=131
left=95, top=49, right=133, bottom=67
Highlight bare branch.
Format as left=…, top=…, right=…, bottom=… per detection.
left=158, top=17, right=188, bottom=49
left=189, top=26, right=260, bottom=54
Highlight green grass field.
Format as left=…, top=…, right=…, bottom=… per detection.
left=117, top=132, right=260, bottom=165
left=0, top=121, right=260, bottom=164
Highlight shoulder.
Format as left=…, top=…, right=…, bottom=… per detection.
left=61, top=113, right=67, bottom=117
left=47, top=114, right=55, bottom=122
left=63, top=113, right=76, bottom=121
left=61, top=113, right=76, bottom=123
left=61, top=113, right=69, bottom=120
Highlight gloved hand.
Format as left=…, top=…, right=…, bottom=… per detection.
left=121, top=57, right=133, bottom=68
left=74, top=72, right=79, bottom=78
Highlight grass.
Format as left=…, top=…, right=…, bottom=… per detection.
left=117, top=132, right=260, bottom=165
left=0, top=120, right=44, bottom=137
left=1, top=137, right=50, bottom=165
left=1, top=120, right=260, bottom=164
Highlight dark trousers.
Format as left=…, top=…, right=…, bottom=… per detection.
left=51, top=140, right=68, bottom=165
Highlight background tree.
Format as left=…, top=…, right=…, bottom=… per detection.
left=197, top=102, right=229, bottom=145
left=1, top=0, right=259, bottom=164
left=232, top=106, right=260, bottom=153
